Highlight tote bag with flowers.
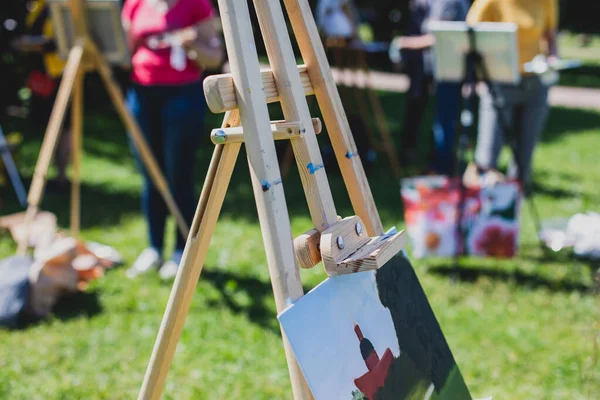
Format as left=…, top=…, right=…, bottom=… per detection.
left=401, top=175, right=522, bottom=259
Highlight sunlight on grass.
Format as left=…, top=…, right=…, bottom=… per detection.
left=0, top=100, right=598, bottom=399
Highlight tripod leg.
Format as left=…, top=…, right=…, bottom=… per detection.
left=70, top=66, right=84, bottom=238
left=526, top=191, right=547, bottom=253
left=139, top=111, right=241, bottom=400
left=90, top=46, right=190, bottom=239
left=0, top=125, right=27, bottom=208
left=18, top=43, right=85, bottom=255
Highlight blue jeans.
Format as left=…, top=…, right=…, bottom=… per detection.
left=432, top=82, right=461, bottom=175
left=126, top=81, right=205, bottom=257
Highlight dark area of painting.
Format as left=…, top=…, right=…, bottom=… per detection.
left=374, top=254, right=472, bottom=399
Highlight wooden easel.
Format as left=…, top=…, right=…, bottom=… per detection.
left=138, top=0, right=407, bottom=399
left=17, top=0, right=188, bottom=254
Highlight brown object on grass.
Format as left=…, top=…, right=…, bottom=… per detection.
left=27, top=260, right=79, bottom=319
left=26, top=236, right=110, bottom=318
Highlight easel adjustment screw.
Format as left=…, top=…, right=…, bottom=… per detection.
left=355, top=223, right=363, bottom=236
left=214, top=130, right=227, bottom=144
left=336, top=236, right=345, bottom=250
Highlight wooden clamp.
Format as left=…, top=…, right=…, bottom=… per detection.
left=210, top=118, right=322, bottom=144
left=294, top=216, right=408, bottom=276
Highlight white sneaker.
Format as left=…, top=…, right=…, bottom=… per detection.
left=126, top=248, right=162, bottom=278
left=159, top=260, right=179, bottom=281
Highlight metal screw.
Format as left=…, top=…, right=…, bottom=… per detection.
left=213, top=130, right=227, bottom=144
left=287, top=128, right=293, bottom=134
left=336, top=236, right=345, bottom=250
left=355, top=223, right=363, bottom=236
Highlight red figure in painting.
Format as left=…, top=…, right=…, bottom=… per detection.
left=353, top=324, right=394, bottom=399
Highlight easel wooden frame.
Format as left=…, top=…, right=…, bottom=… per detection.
left=17, top=0, right=188, bottom=254
left=137, top=0, right=407, bottom=399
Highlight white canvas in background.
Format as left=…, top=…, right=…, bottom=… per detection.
left=278, top=271, right=400, bottom=399
left=429, top=21, right=520, bottom=84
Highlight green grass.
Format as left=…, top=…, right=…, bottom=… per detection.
left=0, top=85, right=598, bottom=399
left=559, top=32, right=600, bottom=66
left=555, top=32, right=600, bottom=89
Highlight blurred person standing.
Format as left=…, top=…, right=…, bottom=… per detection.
left=391, top=0, right=469, bottom=173
left=467, top=0, right=559, bottom=186
left=393, top=0, right=434, bottom=169
left=316, top=0, right=358, bottom=40
left=121, top=0, right=223, bottom=280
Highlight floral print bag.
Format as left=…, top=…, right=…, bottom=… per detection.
left=401, top=175, right=522, bottom=259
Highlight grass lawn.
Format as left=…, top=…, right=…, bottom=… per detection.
left=0, top=83, right=598, bottom=399
left=543, top=32, right=600, bottom=89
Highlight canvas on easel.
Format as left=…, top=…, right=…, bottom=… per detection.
left=48, top=0, right=131, bottom=66
left=429, top=21, right=520, bottom=84
left=279, top=254, right=472, bottom=399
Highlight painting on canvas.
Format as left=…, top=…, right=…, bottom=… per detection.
left=278, top=253, right=472, bottom=400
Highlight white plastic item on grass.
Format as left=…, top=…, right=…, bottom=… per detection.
left=566, top=212, right=600, bottom=260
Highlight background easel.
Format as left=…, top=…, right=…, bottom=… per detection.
left=17, top=0, right=188, bottom=254
left=325, top=37, right=402, bottom=178
left=137, top=0, right=407, bottom=399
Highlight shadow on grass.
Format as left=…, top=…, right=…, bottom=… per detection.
left=195, top=269, right=316, bottom=333
left=429, top=263, right=595, bottom=295
left=1, top=179, right=141, bottom=231
left=531, top=175, right=580, bottom=199
left=53, top=290, right=103, bottom=321
left=558, top=65, right=600, bottom=89
left=12, top=290, right=103, bottom=331
left=542, top=106, right=600, bottom=142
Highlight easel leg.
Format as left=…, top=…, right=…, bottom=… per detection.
left=90, top=48, right=190, bottom=239
left=139, top=111, right=241, bottom=400
left=70, top=66, right=84, bottom=237
left=18, top=43, right=85, bottom=254
left=247, top=159, right=313, bottom=400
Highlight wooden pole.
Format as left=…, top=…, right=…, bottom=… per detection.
left=282, top=0, right=384, bottom=236
left=217, top=0, right=312, bottom=398
left=18, top=42, right=84, bottom=254
left=70, top=66, right=84, bottom=237
left=138, top=111, right=241, bottom=400
left=90, top=46, right=190, bottom=239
